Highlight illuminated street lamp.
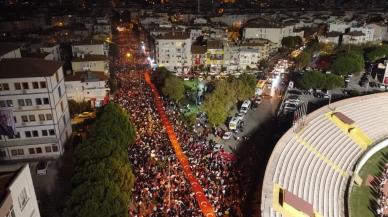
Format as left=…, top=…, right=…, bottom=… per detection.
left=126, top=52, right=131, bottom=58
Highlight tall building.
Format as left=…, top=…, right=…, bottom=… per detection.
left=0, top=164, right=41, bottom=217
left=0, top=58, right=72, bottom=160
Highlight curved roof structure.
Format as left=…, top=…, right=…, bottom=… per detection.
left=262, top=93, right=388, bottom=217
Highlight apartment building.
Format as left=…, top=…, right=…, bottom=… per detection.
left=242, top=19, right=303, bottom=46
left=155, top=32, right=192, bottom=73
left=0, top=58, right=72, bottom=160
left=239, top=48, right=260, bottom=70
left=71, top=40, right=109, bottom=57
left=65, top=71, right=110, bottom=107
left=191, top=45, right=207, bottom=71
left=0, top=164, right=40, bottom=217
left=206, top=40, right=224, bottom=73
left=71, top=54, right=109, bottom=75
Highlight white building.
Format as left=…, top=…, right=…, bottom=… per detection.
left=0, top=58, right=72, bottom=160
left=0, top=43, right=21, bottom=60
left=155, top=32, right=192, bottom=73
left=366, top=23, right=388, bottom=42
left=71, top=54, right=109, bottom=75
left=328, top=22, right=351, bottom=33
left=242, top=19, right=303, bottom=46
left=0, top=164, right=40, bottom=217
left=342, top=31, right=367, bottom=44
left=318, top=31, right=342, bottom=44
left=40, top=43, right=61, bottom=61
left=239, top=48, right=260, bottom=70
left=65, top=71, right=110, bottom=107
left=71, top=40, right=109, bottom=57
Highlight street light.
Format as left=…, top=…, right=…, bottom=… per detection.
left=126, top=52, right=131, bottom=58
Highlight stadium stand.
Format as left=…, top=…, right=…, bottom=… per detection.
left=262, top=93, right=388, bottom=217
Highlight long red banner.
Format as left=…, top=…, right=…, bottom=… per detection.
left=144, top=72, right=216, bottom=217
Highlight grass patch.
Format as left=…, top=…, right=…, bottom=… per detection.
left=350, top=146, right=388, bottom=217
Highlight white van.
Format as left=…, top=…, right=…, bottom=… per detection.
left=240, top=100, right=251, bottom=114
left=229, top=117, right=240, bottom=130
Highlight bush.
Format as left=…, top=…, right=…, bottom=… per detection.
left=298, top=71, right=344, bottom=90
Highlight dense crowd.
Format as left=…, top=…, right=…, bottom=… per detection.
left=376, top=164, right=388, bottom=217
left=163, top=99, right=244, bottom=216
left=115, top=71, right=201, bottom=216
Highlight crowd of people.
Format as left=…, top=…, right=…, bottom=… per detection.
left=163, top=99, right=244, bottom=216
left=115, top=72, right=201, bottom=216
left=376, top=163, right=388, bottom=217
left=112, top=27, right=244, bottom=216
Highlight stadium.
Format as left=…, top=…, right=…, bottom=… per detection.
left=261, top=92, right=388, bottom=217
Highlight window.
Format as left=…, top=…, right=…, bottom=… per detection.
left=45, top=146, right=52, bottom=153
left=40, top=81, right=47, bottom=88
left=52, top=145, right=58, bottom=152
left=36, top=147, right=42, bottom=154
left=49, top=129, right=55, bottom=135
left=35, top=98, right=42, bottom=105
left=25, top=131, right=31, bottom=138
left=32, top=82, right=39, bottom=89
left=28, top=148, right=35, bottom=154
left=58, top=86, right=62, bottom=98
left=0, top=150, right=6, bottom=158
left=18, top=188, right=28, bottom=210
left=22, top=82, right=29, bottom=89
left=42, top=130, right=48, bottom=136
left=63, top=116, right=66, bottom=125
left=13, top=116, right=16, bottom=123
left=43, top=98, right=49, bottom=105
left=17, top=149, right=23, bottom=155
left=17, top=99, right=25, bottom=107
left=21, top=116, right=28, bottom=122
left=46, top=114, right=52, bottom=120
left=14, top=83, right=21, bottom=90
left=2, top=83, right=9, bottom=91
left=32, top=131, right=38, bottom=137
left=0, top=101, right=5, bottom=107
left=6, top=100, right=13, bottom=107
left=25, top=99, right=32, bottom=106
left=11, top=150, right=17, bottom=156
left=28, top=115, right=35, bottom=122
left=55, top=72, right=59, bottom=82
left=14, top=132, right=20, bottom=138
left=38, top=114, right=45, bottom=121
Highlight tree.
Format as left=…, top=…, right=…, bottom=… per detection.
left=152, top=67, right=172, bottom=89
left=68, top=100, right=92, bottom=117
left=64, top=103, right=136, bottom=217
left=298, top=71, right=344, bottom=90
left=366, top=45, right=388, bottom=62
left=162, top=75, right=185, bottom=102
left=295, top=51, right=312, bottom=70
left=331, top=51, right=365, bottom=76
left=232, top=74, right=256, bottom=101
left=281, top=36, right=303, bottom=49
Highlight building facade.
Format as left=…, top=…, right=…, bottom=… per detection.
left=0, top=58, right=72, bottom=160
left=71, top=40, right=109, bottom=57
left=0, top=164, right=40, bottom=217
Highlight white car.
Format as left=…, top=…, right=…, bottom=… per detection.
left=236, top=113, right=245, bottom=121
left=222, top=132, right=232, bottom=140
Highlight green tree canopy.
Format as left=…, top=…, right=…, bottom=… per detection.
left=331, top=51, right=365, bottom=76
left=298, top=71, right=344, bottom=90
left=162, top=75, right=185, bottom=102
left=64, top=103, right=136, bottom=217
left=366, top=45, right=388, bottom=62
left=281, top=36, right=303, bottom=49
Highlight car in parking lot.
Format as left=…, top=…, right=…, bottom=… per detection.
left=285, top=95, right=300, bottom=104
left=284, top=102, right=298, bottom=113
left=236, top=112, right=245, bottom=121
left=36, top=161, right=48, bottom=175
left=213, top=144, right=224, bottom=152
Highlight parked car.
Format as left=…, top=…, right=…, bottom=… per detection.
left=36, top=161, right=48, bottom=175
left=222, top=132, right=232, bottom=140
left=236, top=112, right=245, bottom=121
left=213, top=144, right=223, bottom=152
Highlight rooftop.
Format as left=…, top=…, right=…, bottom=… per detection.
left=21, top=50, right=50, bottom=59
left=207, top=40, right=223, bottom=49
left=65, top=71, right=108, bottom=82
left=0, top=58, right=63, bottom=79
left=73, top=39, right=105, bottom=46
left=72, top=54, right=108, bottom=62
left=191, top=45, right=207, bottom=54
left=156, top=31, right=190, bottom=40
left=0, top=43, right=21, bottom=57
left=244, top=18, right=284, bottom=29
